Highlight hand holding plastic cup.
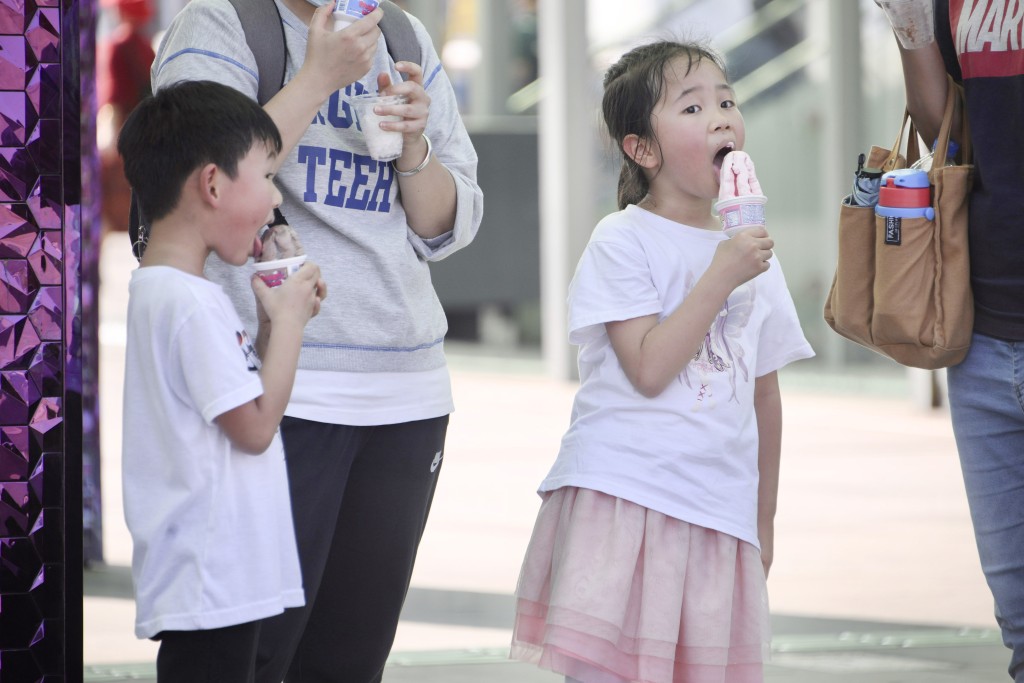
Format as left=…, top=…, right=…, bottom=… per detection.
left=333, top=0, right=379, bottom=30
left=255, top=254, right=308, bottom=288
left=878, top=0, right=934, bottom=49
left=348, top=93, right=407, bottom=161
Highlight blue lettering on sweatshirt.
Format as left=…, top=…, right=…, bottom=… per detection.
left=297, top=144, right=394, bottom=213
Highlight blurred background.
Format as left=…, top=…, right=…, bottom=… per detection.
left=78, top=0, right=1007, bottom=681
left=95, top=0, right=914, bottom=374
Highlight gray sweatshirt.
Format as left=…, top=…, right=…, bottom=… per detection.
left=152, top=0, right=483, bottom=373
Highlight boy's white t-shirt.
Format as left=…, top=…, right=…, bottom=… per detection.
left=122, top=267, right=304, bottom=639
left=539, top=205, right=815, bottom=548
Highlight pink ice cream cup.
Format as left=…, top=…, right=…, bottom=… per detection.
left=715, top=150, right=767, bottom=237
left=254, top=254, right=307, bottom=288
left=715, top=195, right=768, bottom=237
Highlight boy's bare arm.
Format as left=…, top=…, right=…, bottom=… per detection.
left=216, top=264, right=325, bottom=454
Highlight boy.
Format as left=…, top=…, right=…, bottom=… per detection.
left=117, top=80, right=326, bottom=682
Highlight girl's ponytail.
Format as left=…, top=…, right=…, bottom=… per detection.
left=616, top=159, right=649, bottom=211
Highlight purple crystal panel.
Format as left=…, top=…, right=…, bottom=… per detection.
left=0, top=0, right=88, bottom=675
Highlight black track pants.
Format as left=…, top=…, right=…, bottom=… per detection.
left=156, top=621, right=260, bottom=683
left=255, top=415, right=449, bottom=683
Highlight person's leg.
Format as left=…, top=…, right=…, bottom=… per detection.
left=947, top=333, right=1024, bottom=682
left=156, top=621, right=260, bottom=683
left=285, top=416, right=449, bottom=683
left=254, top=417, right=367, bottom=683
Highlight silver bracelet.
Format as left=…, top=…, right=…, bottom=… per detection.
left=393, top=133, right=432, bottom=177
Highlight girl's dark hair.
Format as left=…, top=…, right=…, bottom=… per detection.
left=602, top=41, right=727, bottom=210
left=117, top=80, right=283, bottom=224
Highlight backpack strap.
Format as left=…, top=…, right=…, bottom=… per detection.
left=378, top=1, right=421, bottom=80
left=228, top=0, right=286, bottom=105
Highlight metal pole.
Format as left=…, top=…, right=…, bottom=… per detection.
left=824, top=0, right=863, bottom=367
left=538, top=0, right=594, bottom=380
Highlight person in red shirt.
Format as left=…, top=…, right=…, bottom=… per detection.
left=97, top=0, right=155, bottom=233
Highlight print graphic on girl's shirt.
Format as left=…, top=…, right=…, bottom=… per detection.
left=681, top=276, right=756, bottom=410
left=236, top=330, right=260, bottom=372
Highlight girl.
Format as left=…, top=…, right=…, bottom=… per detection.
left=510, top=40, right=814, bottom=683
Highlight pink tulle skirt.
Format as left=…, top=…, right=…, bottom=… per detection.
left=511, top=487, right=770, bottom=683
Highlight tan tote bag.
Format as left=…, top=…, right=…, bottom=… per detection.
left=823, top=75, right=974, bottom=370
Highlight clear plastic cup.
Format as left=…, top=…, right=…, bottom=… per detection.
left=715, top=194, right=768, bottom=238
left=878, top=0, right=934, bottom=49
left=254, top=254, right=307, bottom=288
left=348, top=94, right=406, bottom=162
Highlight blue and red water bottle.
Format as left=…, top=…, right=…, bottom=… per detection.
left=875, top=169, right=934, bottom=220
left=875, top=169, right=933, bottom=246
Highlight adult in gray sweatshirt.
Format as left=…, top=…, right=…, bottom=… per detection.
left=151, top=1, right=483, bottom=680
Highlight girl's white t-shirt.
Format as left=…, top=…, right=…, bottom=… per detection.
left=539, top=205, right=815, bottom=548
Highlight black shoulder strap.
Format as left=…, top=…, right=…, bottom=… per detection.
left=228, top=0, right=286, bottom=106
left=378, top=1, right=421, bottom=79
left=128, top=0, right=424, bottom=261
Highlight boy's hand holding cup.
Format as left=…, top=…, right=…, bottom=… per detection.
left=252, top=220, right=325, bottom=325
left=253, top=260, right=326, bottom=327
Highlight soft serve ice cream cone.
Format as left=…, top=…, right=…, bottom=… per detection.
left=715, top=150, right=767, bottom=237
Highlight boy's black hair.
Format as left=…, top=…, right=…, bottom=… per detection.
left=602, top=41, right=728, bottom=210
left=117, top=80, right=283, bottom=227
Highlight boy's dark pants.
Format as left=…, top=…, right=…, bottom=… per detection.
left=255, top=415, right=449, bottom=683
left=157, top=621, right=260, bottom=682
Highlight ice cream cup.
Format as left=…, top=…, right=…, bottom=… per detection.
left=348, top=94, right=407, bottom=162
left=254, top=254, right=307, bottom=288
left=715, top=194, right=768, bottom=238
left=878, top=0, right=934, bottom=50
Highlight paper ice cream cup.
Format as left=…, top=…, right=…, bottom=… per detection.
left=715, top=194, right=767, bottom=237
left=348, top=94, right=406, bottom=161
left=254, top=254, right=307, bottom=288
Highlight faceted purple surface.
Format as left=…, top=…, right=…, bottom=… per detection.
left=27, top=175, right=61, bottom=229
left=1, top=369, right=42, bottom=425
left=2, top=0, right=84, bottom=675
left=27, top=117, right=59, bottom=174
left=0, top=315, right=40, bottom=368
left=0, top=586, right=44, bottom=649
left=0, top=424, right=29, bottom=480
left=27, top=63, right=60, bottom=120
left=25, top=8, right=58, bottom=63
left=29, top=232, right=62, bottom=284
left=29, top=341, right=59, bottom=395
left=0, top=538, right=42, bottom=597
left=0, top=260, right=37, bottom=313
left=0, top=40, right=27, bottom=98
left=0, top=0, right=28, bottom=35
left=28, top=286, right=61, bottom=339
left=0, top=202, right=35, bottom=256
left=0, top=480, right=30, bottom=535
left=0, top=92, right=28, bottom=145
